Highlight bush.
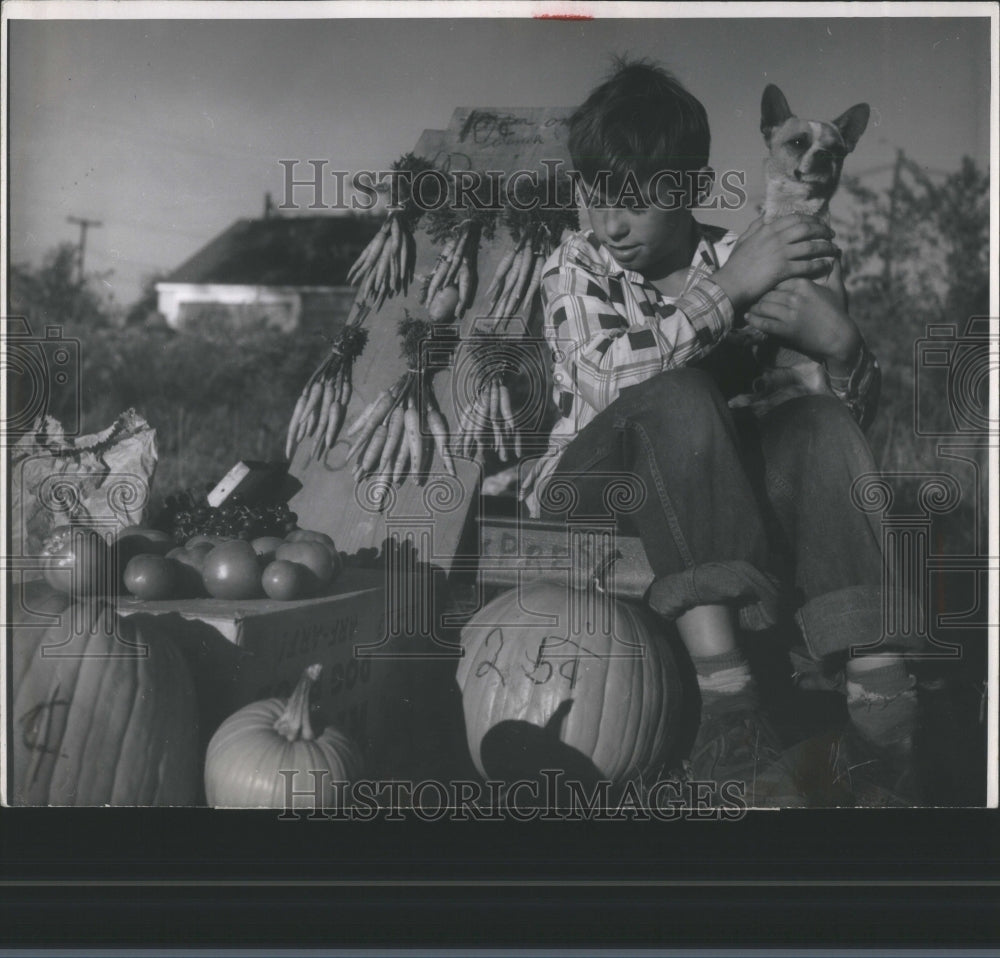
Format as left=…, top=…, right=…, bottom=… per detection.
left=838, top=155, right=990, bottom=555
left=46, top=315, right=334, bottom=516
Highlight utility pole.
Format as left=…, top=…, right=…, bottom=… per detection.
left=66, top=215, right=102, bottom=284
left=882, top=149, right=904, bottom=298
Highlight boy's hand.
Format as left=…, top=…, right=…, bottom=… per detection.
left=713, top=214, right=837, bottom=312
left=745, top=276, right=862, bottom=375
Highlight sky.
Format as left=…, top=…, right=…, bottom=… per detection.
left=6, top=5, right=994, bottom=307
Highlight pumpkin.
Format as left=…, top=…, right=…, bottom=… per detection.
left=11, top=597, right=200, bottom=806
left=10, top=580, right=72, bottom=691
left=456, top=580, right=683, bottom=785
left=204, top=664, right=363, bottom=809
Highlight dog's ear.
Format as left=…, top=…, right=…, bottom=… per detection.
left=761, top=84, right=793, bottom=142
left=833, top=103, right=870, bottom=153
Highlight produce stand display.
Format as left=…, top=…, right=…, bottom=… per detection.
left=10, top=106, right=863, bottom=809
left=10, top=105, right=965, bottom=810
left=9, top=106, right=609, bottom=807
left=8, top=99, right=988, bottom=812
left=115, top=569, right=433, bottom=782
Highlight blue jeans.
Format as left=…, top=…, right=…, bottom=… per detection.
left=539, top=368, right=885, bottom=661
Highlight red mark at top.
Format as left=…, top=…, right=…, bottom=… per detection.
left=534, top=8, right=594, bottom=20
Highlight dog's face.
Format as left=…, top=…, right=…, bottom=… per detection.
left=761, top=84, right=870, bottom=200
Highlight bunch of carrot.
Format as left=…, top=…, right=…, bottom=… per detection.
left=284, top=317, right=369, bottom=462
left=347, top=210, right=416, bottom=311
left=484, top=224, right=552, bottom=325
left=420, top=219, right=478, bottom=321
left=447, top=221, right=552, bottom=463
left=345, top=372, right=455, bottom=496
left=454, top=371, right=520, bottom=464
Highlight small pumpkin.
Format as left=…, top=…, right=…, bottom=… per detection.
left=204, top=664, right=363, bottom=809
left=456, top=580, right=683, bottom=785
left=11, top=598, right=200, bottom=805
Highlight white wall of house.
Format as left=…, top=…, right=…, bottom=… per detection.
left=156, top=283, right=351, bottom=332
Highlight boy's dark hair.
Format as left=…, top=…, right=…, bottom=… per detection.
left=568, top=58, right=711, bottom=195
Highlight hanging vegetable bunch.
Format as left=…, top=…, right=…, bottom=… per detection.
left=346, top=153, right=435, bottom=311
left=345, top=314, right=455, bottom=502
left=484, top=173, right=578, bottom=328
left=453, top=174, right=579, bottom=463
left=453, top=337, right=522, bottom=464
left=419, top=180, right=499, bottom=324
left=484, top=220, right=552, bottom=329
left=285, top=310, right=370, bottom=461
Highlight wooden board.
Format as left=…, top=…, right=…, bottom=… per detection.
left=476, top=516, right=655, bottom=599
left=415, top=106, right=573, bottom=176
left=288, top=107, right=574, bottom=576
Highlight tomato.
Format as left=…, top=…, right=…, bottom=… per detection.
left=251, top=536, right=285, bottom=565
left=168, top=548, right=208, bottom=597
left=40, top=526, right=115, bottom=597
left=285, top=529, right=337, bottom=555
left=185, top=541, right=215, bottom=560
left=173, top=548, right=206, bottom=571
left=202, top=540, right=263, bottom=600
left=123, top=554, right=178, bottom=601
left=114, top=529, right=174, bottom=590
left=284, top=529, right=342, bottom=577
left=186, top=534, right=229, bottom=550
left=276, top=541, right=335, bottom=593
left=261, top=559, right=310, bottom=601
left=116, top=526, right=173, bottom=552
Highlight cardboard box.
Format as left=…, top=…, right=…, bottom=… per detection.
left=117, top=569, right=448, bottom=780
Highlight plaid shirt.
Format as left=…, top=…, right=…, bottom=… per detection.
left=522, top=222, right=880, bottom=517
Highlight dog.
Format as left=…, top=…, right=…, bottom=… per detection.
left=761, top=84, right=870, bottom=223
left=731, top=84, right=870, bottom=413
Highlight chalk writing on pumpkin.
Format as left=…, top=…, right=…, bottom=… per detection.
left=522, top=636, right=600, bottom=691
left=474, top=627, right=506, bottom=686
left=19, top=683, right=71, bottom=760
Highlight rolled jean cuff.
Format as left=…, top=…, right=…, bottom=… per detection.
left=795, top=585, right=885, bottom=661
left=645, top=560, right=781, bottom=632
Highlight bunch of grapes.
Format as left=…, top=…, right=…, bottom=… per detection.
left=160, top=489, right=297, bottom=544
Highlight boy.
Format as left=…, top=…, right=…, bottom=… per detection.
left=523, top=60, right=918, bottom=806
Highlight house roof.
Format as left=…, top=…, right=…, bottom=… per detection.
left=162, top=214, right=382, bottom=287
